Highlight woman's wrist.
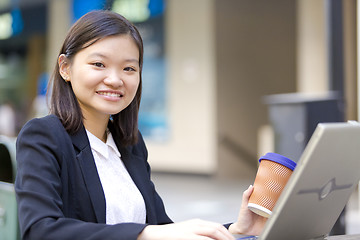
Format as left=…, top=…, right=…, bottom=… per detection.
left=137, top=225, right=164, bottom=240
left=137, top=225, right=152, bottom=240
left=228, top=222, right=243, bottom=235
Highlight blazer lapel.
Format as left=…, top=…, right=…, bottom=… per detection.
left=116, top=141, right=157, bottom=223
left=70, top=127, right=106, bottom=223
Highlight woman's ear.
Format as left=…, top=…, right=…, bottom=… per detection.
left=58, top=54, right=71, bottom=82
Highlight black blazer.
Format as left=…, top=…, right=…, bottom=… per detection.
left=15, top=115, right=172, bottom=240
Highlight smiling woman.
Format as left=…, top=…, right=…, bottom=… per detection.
left=58, top=35, right=140, bottom=142
left=50, top=10, right=144, bottom=145
left=14, top=10, right=266, bottom=240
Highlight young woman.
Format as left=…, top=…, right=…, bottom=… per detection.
left=15, top=10, right=266, bottom=240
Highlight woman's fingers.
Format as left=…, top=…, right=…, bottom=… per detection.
left=138, top=219, right=235, bottom=240
left=192, top=219, right=235, bottom=240
left=229, top=185, right=267, bottom=236
left=242, top=185, right=254, bottom=205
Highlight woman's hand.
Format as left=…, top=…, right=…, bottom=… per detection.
left=229, top=185, right=267, bottom=236
left=138, top=219, right=235, bottom=240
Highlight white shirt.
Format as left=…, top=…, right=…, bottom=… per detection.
left=86, top=130, right=146, bottom=224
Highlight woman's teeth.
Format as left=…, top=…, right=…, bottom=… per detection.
left=98, top=92, right=121, bottom=97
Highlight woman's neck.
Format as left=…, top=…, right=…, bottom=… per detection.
left=83, top=114, right=109, bottom=143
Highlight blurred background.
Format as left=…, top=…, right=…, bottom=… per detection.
left=0, top=0, right=359, bottom=237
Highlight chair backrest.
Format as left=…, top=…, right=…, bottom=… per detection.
left=0, top=181, right=20, bottom=240
left=0, top=136, right=16, bottom=183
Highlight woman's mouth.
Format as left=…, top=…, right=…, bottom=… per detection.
left=96, top=90, right=124, bottom=99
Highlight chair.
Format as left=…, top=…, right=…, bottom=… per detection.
left=0, top=135, right=16, bottom=183
left=0, top=181, right=20, bottom=240
left=0, top=136, right=20, bottom=239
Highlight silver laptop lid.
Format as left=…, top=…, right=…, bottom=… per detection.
left=260, top=122, right=360, bottom=240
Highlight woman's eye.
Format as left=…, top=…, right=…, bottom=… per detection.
left=93, top=62, right=105, bottom=68
left=124, top=67, right=136, bottom=72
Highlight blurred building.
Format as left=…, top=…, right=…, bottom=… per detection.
left=0, top=0, right=357, bottom=178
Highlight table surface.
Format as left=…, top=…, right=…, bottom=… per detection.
left=327, top=235, right=360, bottom=240
left=234, top=234, right=360, bottom=240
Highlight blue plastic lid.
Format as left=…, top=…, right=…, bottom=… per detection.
left=259, top=152, right=296, bottom=171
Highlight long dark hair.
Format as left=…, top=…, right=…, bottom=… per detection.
left=49, top=10, right=143, bottom=146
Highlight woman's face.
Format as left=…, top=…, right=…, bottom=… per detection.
left=60, top=34, right=140, bottom=122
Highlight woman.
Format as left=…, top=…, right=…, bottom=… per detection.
left=15, top=10, right=266, bottom=240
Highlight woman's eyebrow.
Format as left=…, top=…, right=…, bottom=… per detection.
left=124, top=58, right=140, bottom=65
left=87, top=52, right=138, bottom=64
left=88, top=52, right=109, bottom=59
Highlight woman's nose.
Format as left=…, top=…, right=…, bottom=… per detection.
left=104, top=71, right=124, bottom=88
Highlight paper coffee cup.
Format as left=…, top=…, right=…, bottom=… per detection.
left=248, top=152, right=296, bottom=218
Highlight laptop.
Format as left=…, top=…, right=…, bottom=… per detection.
left=237, top=121, right=360, bottom=240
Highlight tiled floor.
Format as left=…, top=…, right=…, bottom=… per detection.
left=151, top=173, right=360, bottom=235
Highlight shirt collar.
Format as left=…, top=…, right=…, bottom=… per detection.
left=86, top=129, right=121, bottom=159
left=106, top=131, right=121, bottom=158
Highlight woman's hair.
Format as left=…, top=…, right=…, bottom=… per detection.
left=49, top=10, right=143, bottom=146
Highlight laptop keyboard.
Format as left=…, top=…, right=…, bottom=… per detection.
left=236, top=236, right=259, bottom=240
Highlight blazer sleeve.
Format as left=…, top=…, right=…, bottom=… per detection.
left=15, top=117, right=148, bottom=240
